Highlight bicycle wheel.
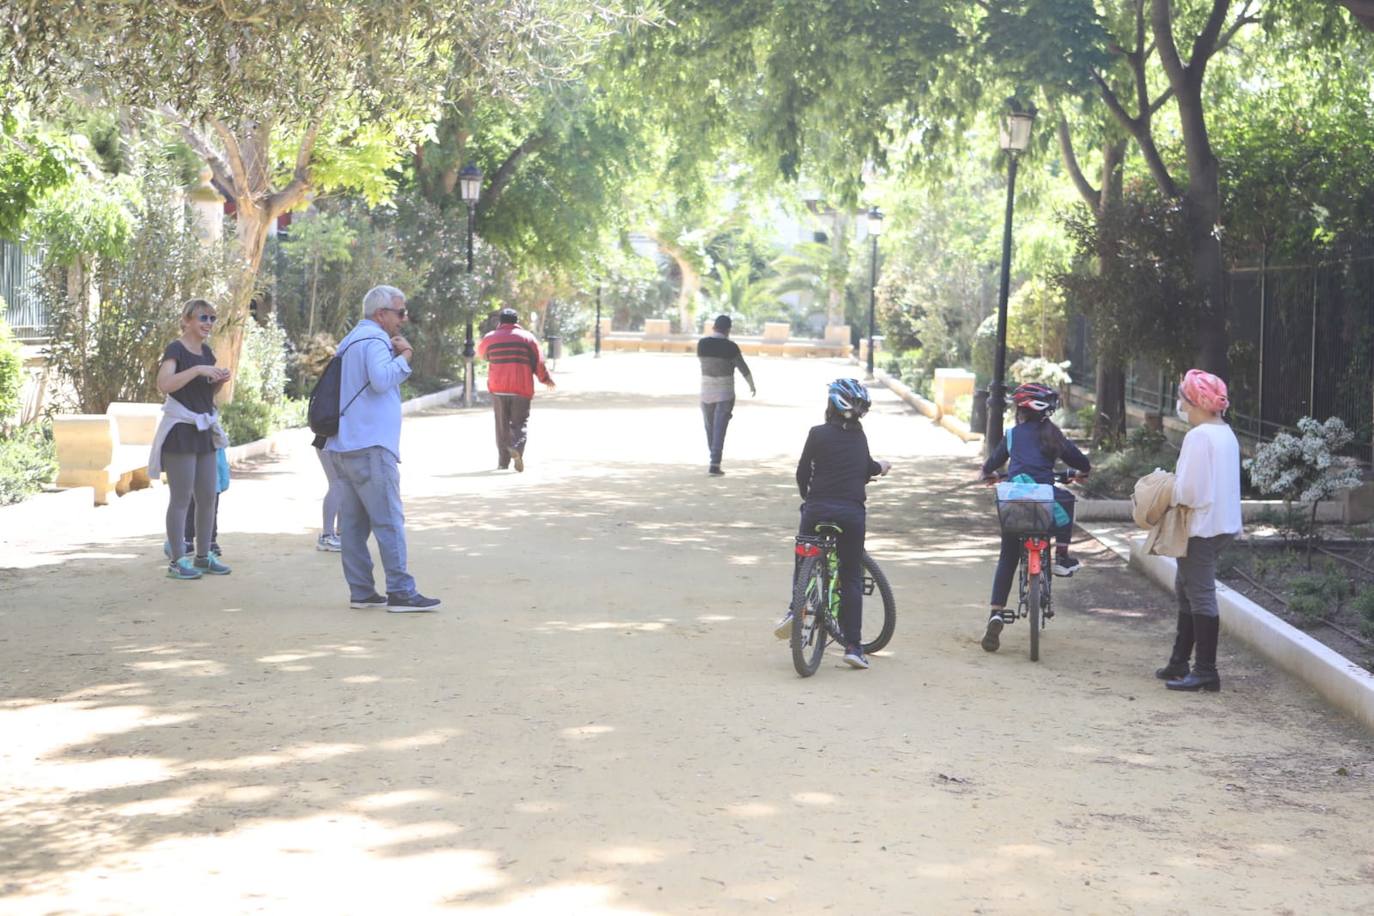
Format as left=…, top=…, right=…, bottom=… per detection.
left=1027, top=565, right=1042, bottom=663
left=791, top=553, right=829, bottom=677
left=859, top=553, right=896, bottom=654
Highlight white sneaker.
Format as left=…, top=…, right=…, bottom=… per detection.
left=317, top=534, right=342, bottom=552
left=1053, top=557, right=1081, bottom=577
left=773, top=611, right=794, bottom=639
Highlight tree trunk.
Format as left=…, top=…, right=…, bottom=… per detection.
left=218, top=203, right=274, bottom=403
left=1093, top=139, right=1128, bottom=446
left=1152, top=0, right=1231, bottom=380
left=1093, top=360, right=1127, bottom=446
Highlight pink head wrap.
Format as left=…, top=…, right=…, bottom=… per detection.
left=1180, top=369, right=1229, bottom=414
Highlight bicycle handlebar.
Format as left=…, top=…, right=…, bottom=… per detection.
left=983, top=470, right=1087, bottom=486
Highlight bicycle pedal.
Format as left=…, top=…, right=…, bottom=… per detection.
left=998, top=610, right=1017, bottom=625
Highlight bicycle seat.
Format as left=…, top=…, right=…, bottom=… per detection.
left=812, top=522, right=844, bottom=536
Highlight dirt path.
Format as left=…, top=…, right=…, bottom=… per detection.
left=2, top=353, right=1372, bottom=914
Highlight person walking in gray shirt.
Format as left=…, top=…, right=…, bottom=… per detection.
left=324, top=285, right=441, bottom=612
left=697, top=314, right=755, bottom=476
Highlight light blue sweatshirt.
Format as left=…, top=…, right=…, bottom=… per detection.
left=324, top=319, right=412, bottom=460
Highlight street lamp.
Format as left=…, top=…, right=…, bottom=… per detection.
left=459, top=163, right=482, bottom=408
left=865, top=206, right=884, bottom=379
left=985, top=104, right=1036, bottom=453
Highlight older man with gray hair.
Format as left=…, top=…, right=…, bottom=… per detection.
left=324, top=285, right=441, bottom=612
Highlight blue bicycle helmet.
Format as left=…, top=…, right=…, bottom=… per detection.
left=828, top=378, right=871, bottom=419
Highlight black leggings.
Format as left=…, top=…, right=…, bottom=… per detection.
left=164, top=450, right=218, bottom=561
left=798, top=501, right=866, bottom=648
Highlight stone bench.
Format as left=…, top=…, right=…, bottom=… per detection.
left=53, top=402, right=162, bottom=505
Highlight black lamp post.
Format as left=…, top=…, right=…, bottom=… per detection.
left=459, top=164, right=482, bottom=408
left=985, top=105, right=1036, bottom=453
left=594, top=282, right=602, bottom=358
left=865, top=206, right=883, bottom=379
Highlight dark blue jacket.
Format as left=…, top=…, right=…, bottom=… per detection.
left=797, top=419, right=882, bottom=507
left=982, top=419, right=1090, bottom=485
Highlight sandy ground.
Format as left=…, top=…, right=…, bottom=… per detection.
left=2, top=352, right=1372, bottom=915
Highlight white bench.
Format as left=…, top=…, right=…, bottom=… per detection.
left=53, top=402, right=162, bottom=505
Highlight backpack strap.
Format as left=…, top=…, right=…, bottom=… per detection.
left=338, top=337, right=384, bottom=418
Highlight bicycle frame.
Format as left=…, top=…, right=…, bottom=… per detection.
left=795, top=536, right=844, bottom=642
left=1015, top=534, right=1053, bottom=619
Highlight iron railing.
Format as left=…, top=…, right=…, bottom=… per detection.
left=0, top=239, right=47, bottom=340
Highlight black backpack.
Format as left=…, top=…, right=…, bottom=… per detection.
left=308, top=338, right=375, bottom=441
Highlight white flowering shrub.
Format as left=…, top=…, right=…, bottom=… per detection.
left=1009, top=357, right=1073, bottom=389
left=1246, top=416, right=1363, bottom=508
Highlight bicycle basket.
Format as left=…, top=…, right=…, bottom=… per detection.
left=995, top=481, right=1056, bottom=536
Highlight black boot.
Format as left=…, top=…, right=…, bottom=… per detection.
left=1155, top=611, right=1194, bottom=680
left=1167, top=614, right=1220, bottom=692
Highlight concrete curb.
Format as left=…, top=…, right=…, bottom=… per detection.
left=1075, top=498, right=1345, bottom=523
left=873, top=368, right=938, bottom=419
left=1083, top=522, right=1374, bottom=735
left=873, top=369, right=983, bottom=444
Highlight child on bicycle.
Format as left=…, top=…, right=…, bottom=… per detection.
left=978, top=382, right=1090, bottom=652
left=775, top=378, right=891, bottom=669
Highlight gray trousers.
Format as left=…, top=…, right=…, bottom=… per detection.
left=701, top=398, right=734, bottom=466
left=333, top=446, right=416, bottom=600
left=164, top=450, right=218, bottom=561
left=316, top=446, right=343, bottom=536
left=1175, top=533, right=1235, bottom=618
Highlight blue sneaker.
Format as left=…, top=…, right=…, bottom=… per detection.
left=843, top=645, right=870, bottom=669
left=386, top=592, right=442, bottom=613
left=193, top=555, right=231, bottom=576
left=167, top=557, right=202, bottom=580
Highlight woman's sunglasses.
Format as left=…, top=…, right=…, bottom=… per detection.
left=195, top=315, right=217, bottom=324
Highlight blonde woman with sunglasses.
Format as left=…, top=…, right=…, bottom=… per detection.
left=148, top=299, right=232, bottom=579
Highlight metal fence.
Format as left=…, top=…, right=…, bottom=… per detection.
left=1066, top=247, right=1374, bottom=459
left=1, top=239, right=47, bottom=340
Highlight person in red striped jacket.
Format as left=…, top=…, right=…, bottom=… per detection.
left=477, top=308, right=555, bottom=471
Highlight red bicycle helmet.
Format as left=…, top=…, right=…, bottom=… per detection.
left=1011, top=382, right=1059, bottom=414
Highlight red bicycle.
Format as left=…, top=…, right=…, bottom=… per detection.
left=986, top=470, right=1083, bottom=662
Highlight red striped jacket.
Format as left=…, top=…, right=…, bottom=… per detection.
left=476, top=324, right=551, bottom=399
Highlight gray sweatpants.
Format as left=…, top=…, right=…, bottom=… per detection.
left=1175, top=533, right=1235, bottom=618
left=317, top=446, right=343, bottom=536
left=164, top=450, right=218, bottom=561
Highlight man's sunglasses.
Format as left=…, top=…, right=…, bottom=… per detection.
left=381, top=307, right=408, bottom=319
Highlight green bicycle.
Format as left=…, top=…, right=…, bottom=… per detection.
left=790, top=522, right=897, bottom=677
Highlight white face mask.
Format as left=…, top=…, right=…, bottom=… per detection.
left=1176, top=400, right=1190, bottom=422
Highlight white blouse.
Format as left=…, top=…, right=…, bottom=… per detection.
left=1172, top=422, right=1243, bottom=538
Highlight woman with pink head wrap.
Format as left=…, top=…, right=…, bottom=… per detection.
left=1179, top=369, right=1230, bottom=416
left=1158, top=368, right=1243, bottom=693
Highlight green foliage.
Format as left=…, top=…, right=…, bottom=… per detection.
left=1008, top=356, right=1072, bottom=388
left=279, top=212, right=357, bottom=338
left=0, top=117, right=75, bottom=239
left=41, top=168, right=232, bottom=413
left=882, top=350, right=930, bottom=398
left=1211, top=26, right=1374, bottom=259
left=1006, top=277, right=1069, bottom=360
left=24, top=171, right=142, bottom=266
left=218, top=319, right=301, bottom=444
left=0, top=421, right=56, bottom=506
left=1056, top=188, right=1202, bottom=372
left=1352, top=587, right=1374, bottom=637
left=0, top=318, right=22, bottom=428
left=1082, top=427, right=1177, bottom=499
left=707, top=261, right=781, bottom=331
left=1287, top=565, right=1348, bottom=626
